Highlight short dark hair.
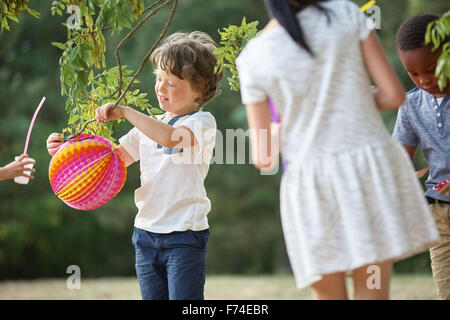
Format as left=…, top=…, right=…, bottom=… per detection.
left=396, top=13, right=439, bottom=51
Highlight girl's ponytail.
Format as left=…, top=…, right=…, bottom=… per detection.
left=264, top=0, right=330, bottom=56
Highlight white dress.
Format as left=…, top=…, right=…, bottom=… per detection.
left=236, top=0, right=439, bottom=289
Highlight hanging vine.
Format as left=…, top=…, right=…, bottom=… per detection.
left=0, top=0, right=40, bottom=31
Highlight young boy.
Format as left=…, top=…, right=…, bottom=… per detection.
left=47, top=31, right=223, bottom=300
left=393, top=13, right=450, bottom=300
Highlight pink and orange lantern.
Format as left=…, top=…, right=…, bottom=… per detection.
left=49, top=134, right=127, bottom=211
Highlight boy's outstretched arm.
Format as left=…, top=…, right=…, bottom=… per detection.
left=361, top=31, right=406, bottom=110
left=95, top=103, right=198, bottom=149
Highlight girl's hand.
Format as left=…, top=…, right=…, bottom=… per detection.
left=47, top=133, right=63, bottom=156
left=95, top=102, right=124, bottom=123
left=0, top=154, right=35, bottom=181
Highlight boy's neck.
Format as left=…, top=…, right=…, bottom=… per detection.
left=433, top=92, right=448, bottom=99
left=421, top=85, right=450, bottom=99
left=165, top=108, right=197, bottom=121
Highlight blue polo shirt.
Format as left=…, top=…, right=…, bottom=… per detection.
left=393, top=87, right=450, bottom=201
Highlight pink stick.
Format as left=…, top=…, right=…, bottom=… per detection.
left=23, top=96, right=46, bottom=155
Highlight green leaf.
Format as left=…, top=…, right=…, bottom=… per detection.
left=51, top=42, right=67, bottom=50
left=7, top=15, right=19, bottom=23
left=438, top=77, right=447, bottom=91
left=69, top=46, right=80, bottom=62
left=26, top=8, right=41, bottom=18
left=111, top=121, right=119, bottom=131
left=150, top=107, right=164, bottom=115
left=80, top=43, right=94, bottom=51
left=436, top=57, right=446, bottom=75
left=68, top=114, right=80, bottom=125
left=88, top=70, right=94, bottom=83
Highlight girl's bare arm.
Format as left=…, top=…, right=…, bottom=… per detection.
left=361, top=31, right=406, bottom=110
left=245, top=100, right=277, bottom=169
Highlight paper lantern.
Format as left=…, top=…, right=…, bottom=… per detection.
left=49, top=134, right=127, bottom=210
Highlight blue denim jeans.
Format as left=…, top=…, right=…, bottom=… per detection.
left=131, top=226, right=209, bottom=300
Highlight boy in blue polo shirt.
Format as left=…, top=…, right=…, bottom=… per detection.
left=393, top=14, right=450, bottom=299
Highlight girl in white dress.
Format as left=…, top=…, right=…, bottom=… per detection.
left=236, top=0, right=439, bottom=299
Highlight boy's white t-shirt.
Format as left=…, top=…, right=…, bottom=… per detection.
left=119, top=111, right=216, bottom=233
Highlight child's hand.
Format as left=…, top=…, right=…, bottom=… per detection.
left=47, top=133, right=63, bottom=156
left=95, top=102, right=124, bottom=123
left=0, top=154, right=35, bottom=181
left=438, top=182, right=450, bottom=197
left=416, top=166, right=430, bottom=179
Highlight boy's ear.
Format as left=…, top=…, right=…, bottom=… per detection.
left=193, top=88, right=202, bottom=100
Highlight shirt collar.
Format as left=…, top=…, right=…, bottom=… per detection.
left=422, top=89, right=450, bottom=109
left=162, top=110, right=199, bottom=126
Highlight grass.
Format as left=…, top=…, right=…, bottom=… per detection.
left=0, top=273, right=438, bottom=300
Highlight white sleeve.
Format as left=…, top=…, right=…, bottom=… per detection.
left=181, top=112, right=216, bottom=153
left=236, top=52, right=268, bottom=105
left=346, top=0, right=374, bottom=40
left=118, top=127, right=141, bottom=161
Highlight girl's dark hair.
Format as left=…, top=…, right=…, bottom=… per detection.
left=264, top=0, right=330, bottom=56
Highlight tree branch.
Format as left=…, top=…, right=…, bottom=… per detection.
left=114, top=0, right=171, bottom=99
left=101, top=0, right=165, bottom=32
left=112, top=0, right=178, bottom=110
left=68, top=0, right=178, bottom=138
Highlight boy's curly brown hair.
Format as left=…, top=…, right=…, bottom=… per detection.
left=150, top=31, right=224, bottom=108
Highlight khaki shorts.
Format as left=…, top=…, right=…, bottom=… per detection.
left=429, top=202, right=450, bottom=300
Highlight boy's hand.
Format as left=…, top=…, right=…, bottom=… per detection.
left=95, top=102, right=124, bottom=123
left=438, top=182, right=450, bottom=197
left=47, top=133, right=63, bottom=156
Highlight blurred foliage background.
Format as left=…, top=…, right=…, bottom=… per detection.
left=0, top=0, right=449, bottom=280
